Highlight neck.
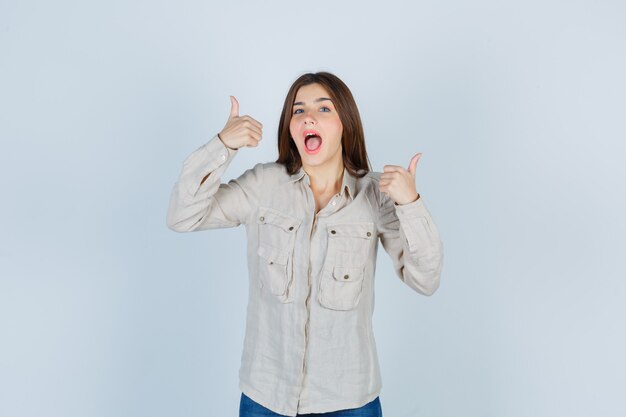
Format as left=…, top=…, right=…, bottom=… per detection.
left=303, top=157, right=344, bottom=194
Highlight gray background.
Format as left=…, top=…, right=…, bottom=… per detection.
left=1, top=1, right=624, bottom=416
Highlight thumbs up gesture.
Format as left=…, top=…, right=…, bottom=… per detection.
left=379, top=153, right=422, bottom=205
left=217, top=96, right=263, bottom=150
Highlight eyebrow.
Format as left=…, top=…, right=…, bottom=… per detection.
left=293, top=97, right=332, bottom=106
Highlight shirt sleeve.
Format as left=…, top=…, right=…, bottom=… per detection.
left=376, top=191, right=444, bottom=296
left=166, top=134, right=264, bottom=232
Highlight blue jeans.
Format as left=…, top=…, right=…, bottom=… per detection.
left=239, top=392, right=383, bottom=417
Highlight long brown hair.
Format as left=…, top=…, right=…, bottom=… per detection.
left=275, top=72, right=371, bottom=177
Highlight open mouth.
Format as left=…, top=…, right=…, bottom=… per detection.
left=304, top=130, right=322, bottom=153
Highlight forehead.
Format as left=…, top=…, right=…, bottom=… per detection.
left=294, top=83, right=331, bottom=101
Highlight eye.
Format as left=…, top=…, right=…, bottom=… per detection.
left=293, top=108, right=303, bottom=115
left=320, top=106, right=331, bottom=112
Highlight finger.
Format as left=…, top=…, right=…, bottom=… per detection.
left=245, top=124, right=262, bottom=138
left=240, top=115, right=263, bottom=130
left=408, top=153, right=422, bottom=176
left=248, top=129, right=262, bottom=141
left=229, top=96, right=239, bottom=119
left=241, top=116, right=263, bottom=131
left=383, top=165, right=405, bottom=173
left=380, top=172, right=399, bottom=181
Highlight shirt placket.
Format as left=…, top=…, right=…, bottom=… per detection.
left=296, top=178, right=346, bottom=411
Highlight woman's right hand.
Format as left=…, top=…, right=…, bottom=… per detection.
left=218, top=96, right=263, bottom=150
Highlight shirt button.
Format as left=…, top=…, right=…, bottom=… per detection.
left=366, top=232, right=371, bottom=237
left=259, top=216, right=265, bottom=222
left=288, top=226, right=294, bottom=231
left=221, top=154, right=226, bottom=161
left=343, top=274, right=349, bottom=280
left=330, top=230, right=336, bottom=234
left=331, top=200, right=336, bottom=206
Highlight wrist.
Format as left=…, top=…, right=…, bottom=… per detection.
left=217, top=133, right=237, bottom=150
left=394, top=193, right=420, bottom=206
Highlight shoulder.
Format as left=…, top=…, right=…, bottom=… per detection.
left=241, top=162, right=293, bottom=188
left=363, top=171, right=382, bottom=182
left=239, top=162, right=286, bottom=176
left=259, top=161, right=288, bottom=174
left=357, top=170, right=384, bottom=191
left=259, top=162, right=291, bottom=182
left=358, top=170, right=393, bottom=210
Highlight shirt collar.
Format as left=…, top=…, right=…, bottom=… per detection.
left=288, top=166, right=356, bottom=200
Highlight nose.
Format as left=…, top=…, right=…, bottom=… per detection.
left=303, top=109, right=316, bottom=125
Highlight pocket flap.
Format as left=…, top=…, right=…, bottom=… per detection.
left=257, top=207, right=302, bottom=233
left=257, top=244, right=289, bottom=266
left=332, top=265, right=364, bottom=282
left=327, top=222, right=374, bottom=239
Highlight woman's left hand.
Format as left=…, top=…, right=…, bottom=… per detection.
left=379, top=153, right=422, bottom=205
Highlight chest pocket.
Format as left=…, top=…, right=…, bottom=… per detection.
left=256, top=206, right=303, bottom=303
left=318, top=222, right=374, bottom=311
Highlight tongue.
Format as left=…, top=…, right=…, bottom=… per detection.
left=305, top=136, right=322, bottom=151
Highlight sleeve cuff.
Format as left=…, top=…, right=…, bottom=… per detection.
left=201, top=134, right=238, bottom=170
left=394, top=195, right=428, bottom=218
left=184, top=134, right=238, bottom=197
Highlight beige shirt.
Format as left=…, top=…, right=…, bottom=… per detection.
left=166, top=134, right=444, bottom=416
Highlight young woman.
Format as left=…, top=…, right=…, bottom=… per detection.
left=167, top=72, right=444, bottom=417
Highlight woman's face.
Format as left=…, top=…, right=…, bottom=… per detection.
left=289, top=83, right=343, bottom=170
